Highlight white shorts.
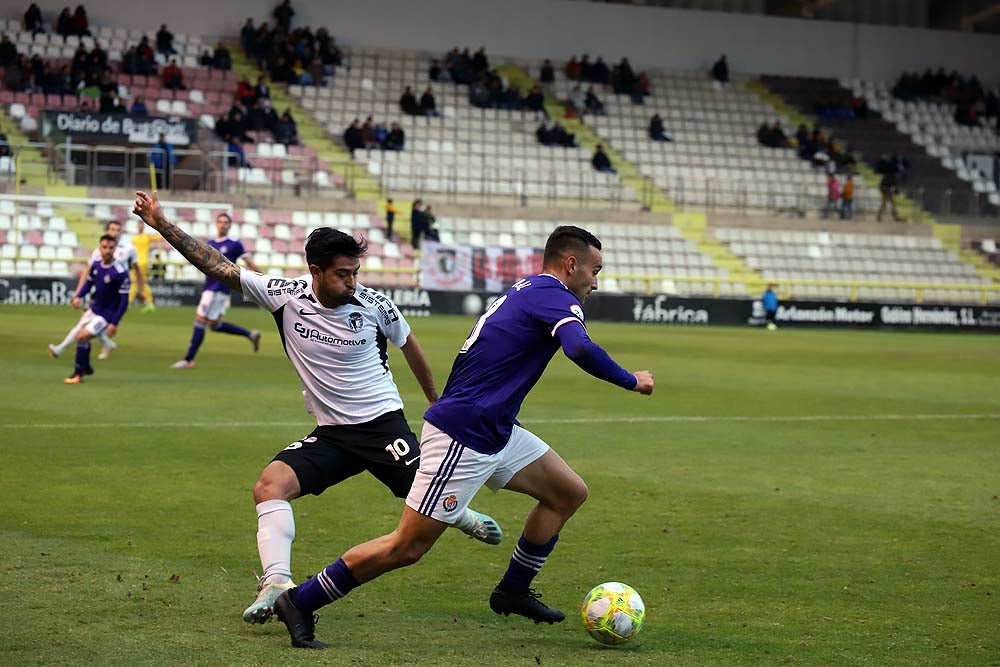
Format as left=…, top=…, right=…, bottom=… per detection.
left=405, top=422, right=550, bottom=524
left=80, top=309, right=110, bottom=337
left=196, top=290, right=230, bottom=320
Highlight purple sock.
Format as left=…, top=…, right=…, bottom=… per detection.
left=213, top=321, right=250, bottom=337
left=498, top=534, right=559, bottom=593
left=294, top=558, right=360, bottom=613
left=73, top=342, right=91, bottom=375
left=185, top=322, right=206, bottom=362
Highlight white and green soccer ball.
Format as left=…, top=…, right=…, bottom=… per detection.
left=580, top=581, right=645, bottom=645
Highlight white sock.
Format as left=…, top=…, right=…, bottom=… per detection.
left=100, top=332, right=116, bottom=349
left=451, top=508, right=476, bottom=531
left=256, top=499, right=294, bottom=586
left=54, top=322, right=83, bottom=354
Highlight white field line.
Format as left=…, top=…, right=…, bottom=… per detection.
left=3, top=413, right=999, bottom=430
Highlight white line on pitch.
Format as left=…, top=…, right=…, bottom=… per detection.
left=3, top=413, right=999, bottom=430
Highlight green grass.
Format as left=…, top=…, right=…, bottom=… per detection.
left=1, top=305, right=998, bottom=666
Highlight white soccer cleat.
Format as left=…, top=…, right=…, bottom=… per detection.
left=460, top=509, right=504, bottom=545
left=243, top=580, right=296, bottom=624
left=98, top=347, right=113, bottom=360
left=170, top=360, right=195, bottom=369
left=47, top=344, right=59, bottom=359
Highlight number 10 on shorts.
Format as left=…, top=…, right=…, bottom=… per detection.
left=385, top=438, right=414, bottom=463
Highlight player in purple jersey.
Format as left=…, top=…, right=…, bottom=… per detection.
left=50, top=234, right=131, bottom=384
left=170, top=212, right=263, bottom=369
left=270, top=225, right=655, bottom=649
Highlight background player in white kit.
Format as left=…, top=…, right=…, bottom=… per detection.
left=131, top=190, right=503, bottom=628
left=50, top=220, right=143, bottom=361
left=267, top=225, right=654, bottom=649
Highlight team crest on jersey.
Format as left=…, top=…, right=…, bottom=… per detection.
left=348, top=312, right=364, bottom=332
left=220, top=245, right=228, bottom=254
left=570, top=304, right=584, bottom=321
left=104, top=275, right=111, bottom=283
left=442, top=494, right=458, bottom=512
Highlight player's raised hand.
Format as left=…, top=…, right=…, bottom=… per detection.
left=132, top=191, right=162, bottom=226
left=632, top=370, right=654, bottom=395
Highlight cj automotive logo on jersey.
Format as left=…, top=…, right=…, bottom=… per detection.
left=293, top=322, right=367, bottom=346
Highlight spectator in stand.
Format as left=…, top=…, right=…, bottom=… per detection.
left=213, top=43, right=232, bottom=71
left=360, top=117, right=377, bottom=149
left=240, top=19, right=256, bottom=54
left=0, top=132, right=10, bottom=157
left=429, top=59, right=447, bottom=82
left=410, top=199, right=427, bottom=249
left=343, top=119, right=364, bottom=156
left=469, top=80, right=491, bottom=109
left=540, top=59, right=555, bottom=84
left=472, top=47, right=489, bottom=75
left=227, top=137, right=250, bottom=168
left=875, top=154, right=901, bottom=222
left=591, top=144, right=616, bottom=174
left=3, top=57, right=25, bottom=92
left=162, top=59, right=186, bottom=90
left=823, top=173, right=841, bottom=219
left=70, top=5, right=89, bottom=36
left=237, top=77, right=256, bottom=106
left=156, top=24, right=176, bottom=56
left=649, top=114, right=672, bottom=142
left=385, top=198, right=397, bottom=240
left=400, top=86, right=420, bottom=116
left=273, top=0, right=295, bottom=32
left=840, top=174, right=855, bottom=220
left=637, top=71, right=651, bottom=98
left=130, top=96, right=149, bottom=115
left=0, top=35, right=16, bottom=67
left=499, top=84, right=524, bottom=111
left=255, top=76, right=270, bottom=101
left=591, top=57, right=610, bottom=85
left=273, top=110, right=299, bottom=146
left=565, top=56, right=581, bottom=81
left=249, top=98, right=278, bottom=133
left=55, top=8, right=72, bottom=37
left=373, top=122, right=388, bottom=147
left=568, top=85, right=586, bottom=116
left=584, top=86, right=605, bottom=115
left=550, top=122, right=577, bottom=147
left=136, top=37, right=157, bottom=75
left=24, top=3, right=44, bottom=35
left=150, top=134, right=176, bottom=190
left=536, top=122, right=553, bottom=146
left=423, top=206, right=440, bottom=242
left=757, top=121, right=787, bottom=148
left=711, top=54, right=729, bottom=86
left=525, top=85, right=546, bottom=117
left=385, top=123, right=405, bottom=151
left=420, top=87, right=440, bottom=117
left=199, top=49, right=213, bottom=67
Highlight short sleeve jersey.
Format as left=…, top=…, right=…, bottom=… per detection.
left=425, top=274, right=586, bottom=454
left=205, top=237, right=248, bottom=294
left=240, top=271, right=413, bottom=426
left=86, top=259, right=131, bottom=322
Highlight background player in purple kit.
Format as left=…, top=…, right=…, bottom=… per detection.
left=49, top=234, right=131, bottom=384
left=171, top=212, right=263, bottom=369
left=271, top=225, right=655, bottom=649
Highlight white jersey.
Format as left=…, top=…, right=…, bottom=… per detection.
left=240, top=271, right=412, bottom=426
left=90, top=240, right=139, bottom=271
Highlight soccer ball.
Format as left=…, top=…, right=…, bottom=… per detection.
left=580, top=582, right=645, bottom=645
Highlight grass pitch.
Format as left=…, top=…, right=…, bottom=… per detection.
left=1, top=304, right=998, bottom=666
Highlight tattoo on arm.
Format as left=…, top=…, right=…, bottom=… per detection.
left=157, top=214, right=242, bottom=292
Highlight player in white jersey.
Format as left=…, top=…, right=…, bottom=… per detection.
left=50, top=220, right=144, bottom=361
left=131, top=190, right=504, bottom=629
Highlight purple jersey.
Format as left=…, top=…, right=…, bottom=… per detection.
left=204, top=237, right=247, bottom=294
left=80, top=259, right=130, bottom=325
left=425, top=274, right=589, bottom=454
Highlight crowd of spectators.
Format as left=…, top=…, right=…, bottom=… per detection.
left=535, top=121, right=577, bottom=147
left=399, top=86, right=440, bottom=117
left=409, top=198, right=439, bottom=249
left=343, top=117, right=405, bottom=154
left=564, top=54, right=649, bottom=104
left=427, top=47, right=546, bottom=115
left=812, top=95, right=869, bottom=122
left=240, top=7, right=343, bottom=87
left=892, top=69, right=999, bottom=128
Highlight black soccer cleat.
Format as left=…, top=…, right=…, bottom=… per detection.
left=489, top=586, right=565, bottom=624
left=274, top=589, right=329, bottom=649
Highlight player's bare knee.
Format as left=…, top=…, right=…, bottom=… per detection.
left=253, top=463, right=298, bottom=502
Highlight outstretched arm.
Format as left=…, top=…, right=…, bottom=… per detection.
left=132, top=191, right=242, bottom=293
left=400, top=332, right=438, bottom=404
left=556, top=322, right=654, bottom=395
